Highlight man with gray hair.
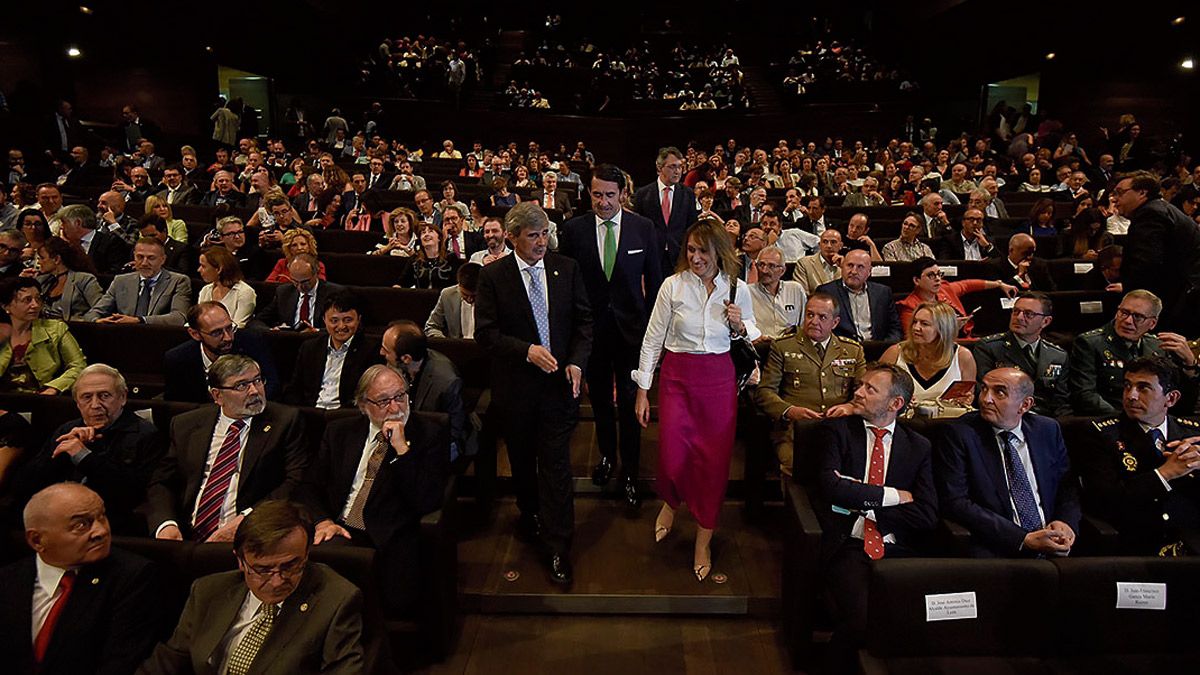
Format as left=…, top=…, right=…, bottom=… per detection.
left=198, top=170, right=248, bottom=208
left=13, top=364, right=162, bottom=534
left=748, top=245, right=806, bottom=342
left=147, top=355, right=307, bottom=542
left=58, top=203, right=130, bottom=274
left=299, top=364, right=450, bottom=612
left=634, top=146, right=697, bottom=268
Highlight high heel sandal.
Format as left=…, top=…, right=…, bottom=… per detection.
left=654, top=504, right=674, bottom=543
left=693, top=550, right=712, bottom=582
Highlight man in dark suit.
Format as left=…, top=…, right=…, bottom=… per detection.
left=138, top=500, right=367, bottom=674
left=163, top=302, right=280, bottom=403
left=252, top=254, right=345, bottom=331
left=1081, top=356, right=1200, bottom=555
left=138, top=215, right=192, bottom=274
left=285, top=293, right=381, bottom=410
left=973, top=292, right=1070, bottom=416
left=815, top=249, right=901, bottom=343
left=535, top=171, right=574, bottom=222
left=813, top=363, right=938, bottom=671
left=198, top=171, right=249, bottom=209
left=559, top=164, right=664, bottom=506
left=935, top=367, right=1082, bottom=558
left=441, top=204, right=484, bottom=261
left=985, top=233, right=1056, bottom=291
left=937, top=208, right=996, bottom=260
left=60, top=146, right=104, bottom=194
left=1082, top=244, right=1122, bottom=291
left=58, top=203, right=130, bottom=276
left=732, top=186, right=768, bottom=227
left=147, top=355, right=307, bottom=542
left=152, top=164, right=198, bottom=206
left=0, top=483, right=164, bottom=675
left=300, top=366, right=450, bottom=613
left=476, top=202, right=592, bottom=584
left=13, top=365, right=162, bottom=536
left=794, top=195, right=839, bottom=235
left=213, top=215, right=269, bottom=280
left=382, top=320, right=467, bottom=462
left=364, top=156, right=393, bottom=192
left=633, top=146, right=697, bottom=269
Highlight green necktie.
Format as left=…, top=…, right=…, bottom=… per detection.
left=602, top=220, right=617, bottom=280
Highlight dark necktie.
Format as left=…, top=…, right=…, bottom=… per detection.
left=1024, top=344, right=1037, bottom=365
left=814, top=340, right=826, bottom=360
left=1148, top=428, right=1167, bottom=457
left=299, top=293, right=311, bottom=326
left=135, top=278, right=154, bottom=317
left=999, top=431, right=1043, bottom=532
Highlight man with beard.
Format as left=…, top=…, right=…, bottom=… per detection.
left=147, top=355, right=306, bottom=542
left=468, top=216, right=511, bottom=265
left=162, top=302, right=279, bottom=403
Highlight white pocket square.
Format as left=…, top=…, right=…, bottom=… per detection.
left=626, top=249, right=644, bottom=255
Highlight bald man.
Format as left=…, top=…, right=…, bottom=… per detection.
left=96, top=190, right=141, bottom=246
left=985, top=232, right=1057, bottom=291
left=0, top=484, right=164, bottom=674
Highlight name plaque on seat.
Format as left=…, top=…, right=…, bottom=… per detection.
left=1074, top=263, right=1094, bottom=274
left=924, top=591, right=977, bottom=622
left=1080, top=301, right=1104, bottom=314
left=1115, top=582, right=1166, bottom=610
left=940, top=265, right=958, bottom=278
left=870, top=266, right=891, bottom=277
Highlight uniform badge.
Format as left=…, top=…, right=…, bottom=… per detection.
left=1121, top=451, right=1138, bottom=472
left=1045, top=364, right=1062, bottom=378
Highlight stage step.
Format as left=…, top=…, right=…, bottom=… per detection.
left=457, top=499, right=784, bottom=617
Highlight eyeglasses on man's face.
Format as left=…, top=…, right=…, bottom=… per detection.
left=216, top=375, right=265, bottom=392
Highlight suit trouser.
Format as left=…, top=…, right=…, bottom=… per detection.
left=500, top=388, right=579, bottom=555
left=822, top=539, right=914, bottom=674
left=586, top=321, right=642, bottom=478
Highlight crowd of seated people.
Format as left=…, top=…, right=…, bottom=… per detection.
left=1, top=91, right=1200, bottom=672
left=776, top=33, right=918, bottom=98
left=361, top=35, right=482, bottom=102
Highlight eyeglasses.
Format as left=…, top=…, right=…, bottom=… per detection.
left=0, top=244, right=22, bottom=253
left=755, top=261, right=784, bottom=270
left=364, top=391, right=409, bottom=408
left=1116, top=307, right=1155, bottom=325
left=221, top=229, right=245, bottom=237
left=242, top=555, right=307, bottom=580
left=200, top=325, right=237, bottom=340
left=1011, top=308, right=1048, bottom=319
left=216, top=375, right=265, bottom=392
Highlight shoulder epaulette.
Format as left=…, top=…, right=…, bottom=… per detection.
left=1091, top=417, right=1120, bottom=431
left=976, top=333, right=1004, bottom=342
left=1079, top=327, right=1104, bottom=338
left=1176, top=417, right=1200, bottom=428
left=833, top=334, right=860, bottom=345
left=1042, top=340, right=1066, bottom=352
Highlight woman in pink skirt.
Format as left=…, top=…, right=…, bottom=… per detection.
left=634, top=219, right=760, bottom=581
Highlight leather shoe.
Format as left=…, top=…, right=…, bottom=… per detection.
left=516, top=514, right=541, bottom=543
left=592, top=456, right=615, bottom=486
left=622, top=476, right=641, bottom=508
left=547, top=554, right=573, bottom=585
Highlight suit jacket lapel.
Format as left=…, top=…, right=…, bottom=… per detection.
left=502, top=255, right=539, bottom=337
left=148, top=274, right=173, bottom=312
left=846, top=420, right=867, bottom=479
left=1021, top=417, right=1057, bottom=513
left=251, top=568, right=321, bottom=673
left=973, top=415, right=1012, bottom=515
left=195, top=577, right=248, bottom=669
left=338, top=420, right=370, bottom=509
left=237, top=408, right=276, bottom=499
left=187, top=407, right=222, bottom=507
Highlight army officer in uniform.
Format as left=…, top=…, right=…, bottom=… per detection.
left=754, top=292, right=866, bottom=477
left=973, top=292, right=1070, bottom=416
left=1070, top=290, right=1166, bottom=415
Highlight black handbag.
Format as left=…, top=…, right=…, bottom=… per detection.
left=727, top=276, right=761, bottom=392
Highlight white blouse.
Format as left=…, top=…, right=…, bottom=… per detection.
left=199, top=280, right=257, bottom=328
left=633, top=270, right=760, bottom=390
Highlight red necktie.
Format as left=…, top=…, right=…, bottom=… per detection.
left=451, top=236, right=461, bottom=257
left=299, top=293, right=311, bottom=326
left=863, top=427, right=888, bottom=560
left=661, top=186, right=672, bottom=224
left=193, top=419, right=246, bottom=540
left=34, top=571, right=76, bottom=663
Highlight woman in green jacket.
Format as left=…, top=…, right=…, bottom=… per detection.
left=0, top=277, right=87, bottom=394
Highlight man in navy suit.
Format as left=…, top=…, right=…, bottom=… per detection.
left=475, top=202, right=592, bottom=585
left=163, top=302, right=280, bottom=403
left=559, top=164, right=664, bottom=507
left=633, top=147, right=697, bottom=270
left=815, top=249, right=902, bottom=343
left=935, top=367, right=1081, bottom=558
left=813, top=362, right=937, bottom=671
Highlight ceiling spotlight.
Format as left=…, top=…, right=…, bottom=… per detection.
left=1172, top=16, right=1185, bottom=26
left=66, top=46, right=81, bottom=58
left=79, top=5, right=93, bottom=14
left=1045, top=52, right=1056, bottom=60
left=1183, top=58, right=1195, bottom=70
left=205, top=46, right=213, bottom=53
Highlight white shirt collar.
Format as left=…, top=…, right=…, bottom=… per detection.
left=1137, top=419, right=1169, bottom=438
left=595, top=210, right=623, bottom=227
left=864, top=418, right=897, bottom=436
left=656, top=179, right=674, bottom=193
left=35, top=555, right=71, bottom=597
left=993, top=421, right=1026, bottom=443
left=514, top=255, right=545, bottom=273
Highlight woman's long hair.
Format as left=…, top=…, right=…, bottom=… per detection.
left=676, top=218, right=739, bottom=280
left=899, top=301, right=957, bottom=371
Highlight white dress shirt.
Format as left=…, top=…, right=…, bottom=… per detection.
left=316, top=336, right=353, bottom=409
left=514, top=255, right=548, bottom=309
left=748, top=279, right=805, bottom=340
left=78, top=229, right=96, bottom=253
left=468, top=246, right=510, bottom=265
left=155, top=413, right=253, bottom=537
left=961, top=236, right=982, bottom=261
left=339, top=422, right=383, bottom=521
left=845, top=283, right=873, bottom=340
left=292, top=281, right=321, bottom=327
left=850, top=419, right=901, bottom=544
left=633, top=271, right=761, bottom=389
left=460, top=300, right=475, bottom=339
left=594, top=210, right=622, bottom=266
left=218, top=592, right=283, bottom=675
left=777, top=228, right=819, bottom=262
left=992, top=423, right=1047, bottom=527
left=31, top=556, right=72, bottom=640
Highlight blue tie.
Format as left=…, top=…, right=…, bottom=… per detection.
left=525, top=267, right=551, bottom=350
left=1000, top=431, right=1043, bottom=532
left=1149, top=428, right=1167, bottom=457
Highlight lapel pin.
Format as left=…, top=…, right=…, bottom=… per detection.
left=300, top=602, right=309, bottom=612
left=263, top=425, right=271, bottom=433
left=91, top=577, right=99, bottom=585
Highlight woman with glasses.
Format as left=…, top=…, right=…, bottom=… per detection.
left=0, top=277, right=87, bottom=394
left=880, top=301, right=977, bottom=415
left=29, top=238, right=102, bottom=321
left=897, top=256, right=1016, bottom=339
left=198, top=246, right=256, bottom=328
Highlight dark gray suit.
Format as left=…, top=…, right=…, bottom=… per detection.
left=411, top=349, right=467, bottom=460
left=424, top=286, right=468, bottom=339
left=83, top=270, right=191, bottom=325
left=40, top=270, right=103, bottom=321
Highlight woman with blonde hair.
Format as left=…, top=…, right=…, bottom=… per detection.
left=372, top=207, right=419, bottom=256
left=634, top=218, right=759, bottom=581
left=143, top=195, right=189, bottom=242
left=197, top=246, right=256, bottom=328
left=265, top=228, right=327, bottom=283
left=880, top=301, right=976, bottom=414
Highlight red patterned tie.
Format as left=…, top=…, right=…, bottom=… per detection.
left=299, top=293, right=311, bottom=326
left=34, top=571, right=76, bottom=663
left=863, top=426, right=888, bottom=560
left=193, top=419, right=247, bottom=540
left=661, top=186, right=672, bottom=224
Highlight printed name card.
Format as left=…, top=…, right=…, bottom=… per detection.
left=925, top=591, right=978, bottom=622
left=1116, top=582, right=1166, bottom=610
left=941, top=265, right=959, bottom=278
left=1074, top=263, right=1094, bottom=274
left=1080, top=301, right=1104, bottom=314
left=871, top=266, right=891, bottom=277
left=1000, top=297, right=1017, bottom=309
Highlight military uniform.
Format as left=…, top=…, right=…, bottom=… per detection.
left=753, top=333, right=865, bottom=476
left=973, top=332, right=1070, bottom=416
left=1068, top=324, right=1163, bottom=415
left=1082, top=415, right=1200, bottom=555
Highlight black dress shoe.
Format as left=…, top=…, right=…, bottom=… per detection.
left=547, top=554, right=573, bottom=585
left=516, top=514, right=541, bottom=543
left=592, top=456, right=615, bottom=486
left=622, top=476, right=641, bottom=508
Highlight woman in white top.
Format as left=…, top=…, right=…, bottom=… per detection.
left=881, top=301, right=975, bottom=415
left=633, top=219, right=760, bottom=581
left=372, top=206, right=419, bottom=256
left=197, top=246, right=256, bottom=328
